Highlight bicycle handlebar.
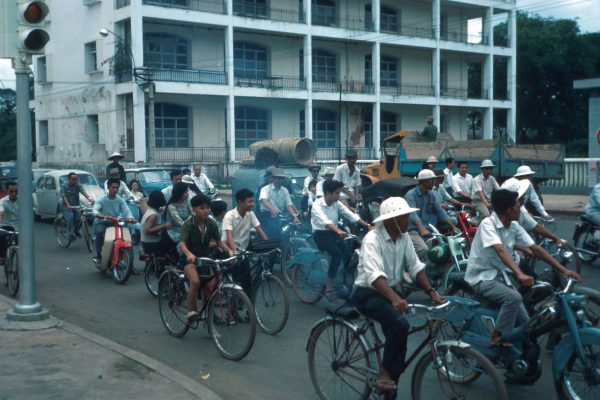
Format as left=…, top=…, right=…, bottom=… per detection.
left=533, top=215, right=556, bottom=223
left=408, top=301, right=453, bottom=314
left=0, top=228, right=18, bottom=235
left=196, top=255, right=240, bottom=267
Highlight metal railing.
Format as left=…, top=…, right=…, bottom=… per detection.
left=135, top=67, right=227, bottom=85
left=233, top=2, right=304, bottom=23
left=142, top=0, right=226, bottom=14
left=121, top=147, right=228, bottom=162
left=544, top=159, right=600, bottom=189
left=312, top=80, right=373, bottom=94
left=441, top=32, right=489, bottom=45
left=312, top=13, right=373, bottom=31
left=116, top=0, right=130, bottom=8
left=380, top=83, right=434, bottom=96
left=441, top=87, right=488, bottom=99
left=315, top=147, right=376, bottom=160
left=234, top=75, right=305, bottom=90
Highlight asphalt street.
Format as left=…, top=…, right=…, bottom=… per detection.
left=2, top=214, right=599, bottom=400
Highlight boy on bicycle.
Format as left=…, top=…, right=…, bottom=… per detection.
left=180, top=194, right=233, bottom=322
left=62, top=172, right=94, bottom=240
left=0, top=182, right=19, bottom=262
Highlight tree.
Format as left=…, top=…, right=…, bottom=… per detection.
left=0, top=89, right=16, bottom=161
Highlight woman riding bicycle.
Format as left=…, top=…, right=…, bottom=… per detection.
left=141, top=190, right=176, bottom=259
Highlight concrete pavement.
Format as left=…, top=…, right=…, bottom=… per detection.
left=542, top=193, right=588, bottom=215
left=0, top=297, right=223, bottom=400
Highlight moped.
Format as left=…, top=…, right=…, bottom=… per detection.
left=95, top=216, right=136, bottom=284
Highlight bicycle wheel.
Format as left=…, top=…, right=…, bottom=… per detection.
left=557, top=342, right=600, bottom=400
left=81, top=218, right=93, bottom=253
left=144, top=258, right=161, bottom=297
left=112, top=247, right=133, bottom=284
left=291, top=262, right=324, bottom=304
left=158, top=269, right=190, bottom=338
left=6, top=247, right=19, bottom=297
left=252, top=274, right=289, bottom=335
left=307, top=319, right=373, bottom=400
left=411, top=344, right=508, bottom=400
left=54, top=216, right=71, bottom=248
left=280, top=247, right=293, bottom=286
left=573, top=229, right=598, bottom=264
left=207, top=287, right=256, bottom=361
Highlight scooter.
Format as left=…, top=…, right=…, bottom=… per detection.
left=95, top=216, right=136, bottom=284
left=573, top=215, right=600, bottom=263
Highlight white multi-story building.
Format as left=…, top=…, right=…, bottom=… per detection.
left=33, top=0, right=517, bottom=166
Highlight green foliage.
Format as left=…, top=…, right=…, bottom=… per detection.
left=0, top=89, right=16, bottom=161
left=107, top=40, right=132, bottom=79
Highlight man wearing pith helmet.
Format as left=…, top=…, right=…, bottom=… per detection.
left=106, top=152, right=126, bottom=183
left=513, top=165, right=553, bottom=221
left=354, top=197, right=444, bottom=395
left=471, top=159, right=500, bottom=224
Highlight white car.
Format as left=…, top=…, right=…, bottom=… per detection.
left=33, top=169, right=104, bottom=220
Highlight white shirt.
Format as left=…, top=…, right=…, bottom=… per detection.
left=334, top=163, right=361, bottom=199
left=355, top=227, right=425, bottom=289
left=471, top=173, right=500, bottom=202
left=104, top=180, right=135, bottom=202
left=222, top=208, right=261, bottom=251
left=191, top=173, right=214, bottom=193
left=311, top=197, right=360, bottom=231
left=519, top=206, right=537, bottom=232
left=303, top=175, right=324, bottom=195
left=465, top=213, right=534, bottom=286
left=452, top=173, right=474, bottom=196
left=316, top=180, right=325, bottom=197
left=161, top=185, right=195, bottom=204
left=522, top=179, right=548, bottom=217
left=443, top=168, right=454, bottom=191
left=259, top=184, right=292, bottom=213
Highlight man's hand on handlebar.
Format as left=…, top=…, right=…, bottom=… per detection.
left=125, top=218, right=137, bottom=224
left=186, top=254, right=196, bottom=264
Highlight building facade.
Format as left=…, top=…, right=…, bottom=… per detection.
left=33, top=0, right=517, bottom=165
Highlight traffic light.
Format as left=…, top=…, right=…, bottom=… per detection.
left=17, top=0, right=49, bottom=54
left=0, top=0, right=18, bottom=59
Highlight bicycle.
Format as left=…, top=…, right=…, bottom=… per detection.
left=54, top=204, right=93, bottom=252
left=306, top=297, right=508, bottom=400
left=245, top=244, right=290, bottom=335
left=0, top=227, right=18, bottom=297
left=139, top=249, right=179, bottom=297
left=528, top=216, right=582, bottom=274
left=157, top=254, right=257, bottom=361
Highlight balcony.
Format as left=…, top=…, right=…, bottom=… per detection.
left=233, top=2, right=304, bottom=23
left=142, top=0, right=226, bottom=14
left=380, top=83, right=434, bottom=97
left=134, top=67, right=227, bottom=85
left=312, top=12, right=373, bottom=31
left=441, top=31, right=489, bottom=45
left=441, top=86, right=488, bottom=99
left=312, top=79, right=373, bottom=94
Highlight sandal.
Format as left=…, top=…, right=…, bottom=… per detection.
left=324, top=290, right=339, bottom=302
left=186, top=311, right=199, bottom=323
left=374, top=378, right=397, bottom=392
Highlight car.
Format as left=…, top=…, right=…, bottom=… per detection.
left=125, top=167, right=186, bottom=194
left=31, top=168, right=53, bottom=191
left=33, top=169, right=104, bottom=220
left=0, top=163, right=17, bottom=198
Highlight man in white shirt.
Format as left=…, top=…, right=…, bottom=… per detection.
left=161, top=170, right=183, bottom=203
left=443, top=157, right=455, bottom=196
left=105, top=169, right=136, bottom=202
left=513, top=165, right=553, bottom=221
left=223, top=188, right=269, bottom=294
left=471, top=159, right=500, bottom=223
left=452, top=161, right=473, bottom=201
left=259, top=168, right=299, bottom=238
left=303, top=164, right=323, bottom=195
left=312, top=179, right=372, bottom=300
left=333, top=149, right=361, bottom=209
left=191, top=164, right=215, bottom=195
left=353, top=197, right=443, bottom=393
left=316, top=167, right=335, bottom=197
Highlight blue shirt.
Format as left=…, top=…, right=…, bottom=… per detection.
left=586, top=183, right=600, bottom=216
left=405, top=186, right=449, bottom=233
left=93, top=194, right=132, bottom=221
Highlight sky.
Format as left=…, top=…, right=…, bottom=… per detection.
left=0, top=0, right=599, bottom=91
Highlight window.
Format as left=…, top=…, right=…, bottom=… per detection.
left=380, top=6, right=398, bottom=33
left=36, top=56, right=47, bottom=83
left=234, top=42, right=268, bottom=79
left=39, top=120, right=49, bottom=146
left=312, top=0, right=336, bottom=26
left=312, top=108, right=337, bottom=147
left=84, top=42, right=98, bottom=73
left=440, top=60, right=448, bottom=90
left=233, top=0, right=267, bottom=17
left=313, top=49, right=336, bottom=83
left=235, top=106, right=269, bottom=147
left=144, top=33, right=189, bottom=69
left=151, top=103, right=190, bottom=148
left=86, top=115, right=99, bottom=143
left=364, top=55, right=398, bottom=87
left=364, top=111, right=397, bottom=148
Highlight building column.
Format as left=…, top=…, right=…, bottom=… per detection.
left=483, top=6, right=494, bottom=139
left=130, top=5, right=146, bottom=162
left=508, top=9, right=517, bottom=142
left=304, top=0, right=311, bottom=25
left=304, top=35, right=312, bottom=139
left=373, top=0, right=380, bottom=32
left=226, top=25, right=236, bottom=161
left=225, top=0, right=232, bottom=15
left=372, top=41, right=381, bottom=156
left=433, top=0, right=441, bottom=124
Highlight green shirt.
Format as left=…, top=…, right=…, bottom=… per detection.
left=421, top=124, right=438, bottom=141
left=180, top=215, right=221, bottom=258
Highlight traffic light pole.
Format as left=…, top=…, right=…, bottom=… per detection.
left=7, top=55, right=49, bottom=322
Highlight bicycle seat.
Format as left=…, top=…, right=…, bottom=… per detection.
left=580, top=215, right=600, bottom=228
left=325, top=304, right=360, bottom=320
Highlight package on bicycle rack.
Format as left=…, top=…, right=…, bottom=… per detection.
left=247, top=239, right=281, bottom=253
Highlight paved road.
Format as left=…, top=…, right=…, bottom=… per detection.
left=2, top=215, right=599, bottom=400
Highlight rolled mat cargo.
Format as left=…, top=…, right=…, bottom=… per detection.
left=250, top=138, right=316, bottom=165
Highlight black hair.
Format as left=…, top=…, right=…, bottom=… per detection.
left=323, top=179, right=344, bottom=194
left=211, top=200, right=228, bottom=216
left=236, top=188, right=254, bottom=203
left=308, top=179, right=318, bottom=188
left=170, top=182, right=188, bottom=204
left=147, top=190, right=166, bottom=211
left=67, top=172, right=77, bottom=179
left=457, top=161, right=468, bottom=168
left=106, top=178, right=121, bottom=188
left=491, top=189, right=518, bottom=216
left=6, top=181, right=17, bottom=189
left=128, top=179, right=140, bottom=190
left=170, top=169, right=182, bottom=180
left=182, top=168, right=191, bottom=175
left=445, top=157, right=454, bottom=165
left=190, top=194, right=211, bottom=208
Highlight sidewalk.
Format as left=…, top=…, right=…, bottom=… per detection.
left=0, top=297, right=223, bottom=400
left=542, top=194, right=588, bottom=216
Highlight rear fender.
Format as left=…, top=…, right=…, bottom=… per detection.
left=572, top=222, right=591, bottom=242
left=111, top=238, right=132, bottom=266
left=552, top=327, right=600, bottom=382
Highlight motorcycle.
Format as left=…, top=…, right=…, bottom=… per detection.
left=573, top=215, right=600, bottom=263
left=440, top=279, right=600, bottom=399
left=126, top=199, right=142, bottom=245
left=95, top=216, right=136, bottom=284
left=447, top=204, right=478, bottom=247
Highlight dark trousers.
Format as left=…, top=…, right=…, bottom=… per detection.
left=232, top=257, right=252, bottom=297
left=353, top=287, right=410, bottom=383
left=313, top=230, right=348, bottom=279
left=0, top=225, right=16, bottom=258
left=258, top=212, right=283, bottom=240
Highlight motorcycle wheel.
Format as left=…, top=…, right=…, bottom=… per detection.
left=557, top=343, right=600, bottom=400
left=573, top=227, right=598, bottom=264
left=112, top=247, right=134, bottom=284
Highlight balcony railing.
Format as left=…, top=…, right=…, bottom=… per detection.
left=441, top=31, right=489, bottom=45
left=312, top=80, right=373, bottom=94
left=380, top=84, right=434, bottom=97
left=233, top=2, right=304, bottom=23
left=121, top=147, right=228, bottom=162
left=316, top=147, right=376, bottom=160
left=134, top=67, right=227, bottom=85
left=142, top=0, right=226, bottom=14
left=234, top=75, right=305, bottom=90
left=116, top=0, right=130, bottom=8
left=441, top=87, right=489, bottom=99
left=312, top=13, right=373, bottom=31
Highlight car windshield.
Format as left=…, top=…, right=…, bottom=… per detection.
left=58, top=173, right=99, bottom=187
left=138, top=170, right=171, bottom=184
left=0, top=167, right=16, bottom=178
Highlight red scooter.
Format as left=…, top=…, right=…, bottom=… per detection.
left=95, top=216, right=137, bottom=284
left=448, top=205, right=477, bottom=248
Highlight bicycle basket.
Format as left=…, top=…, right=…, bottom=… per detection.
left=247, top=239, right=281, bottom=253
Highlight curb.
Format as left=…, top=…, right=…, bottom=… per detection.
left=0, top=296, right=223, bottom=400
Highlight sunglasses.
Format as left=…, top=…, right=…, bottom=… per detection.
left=8, top=190, right=18, bottom=194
